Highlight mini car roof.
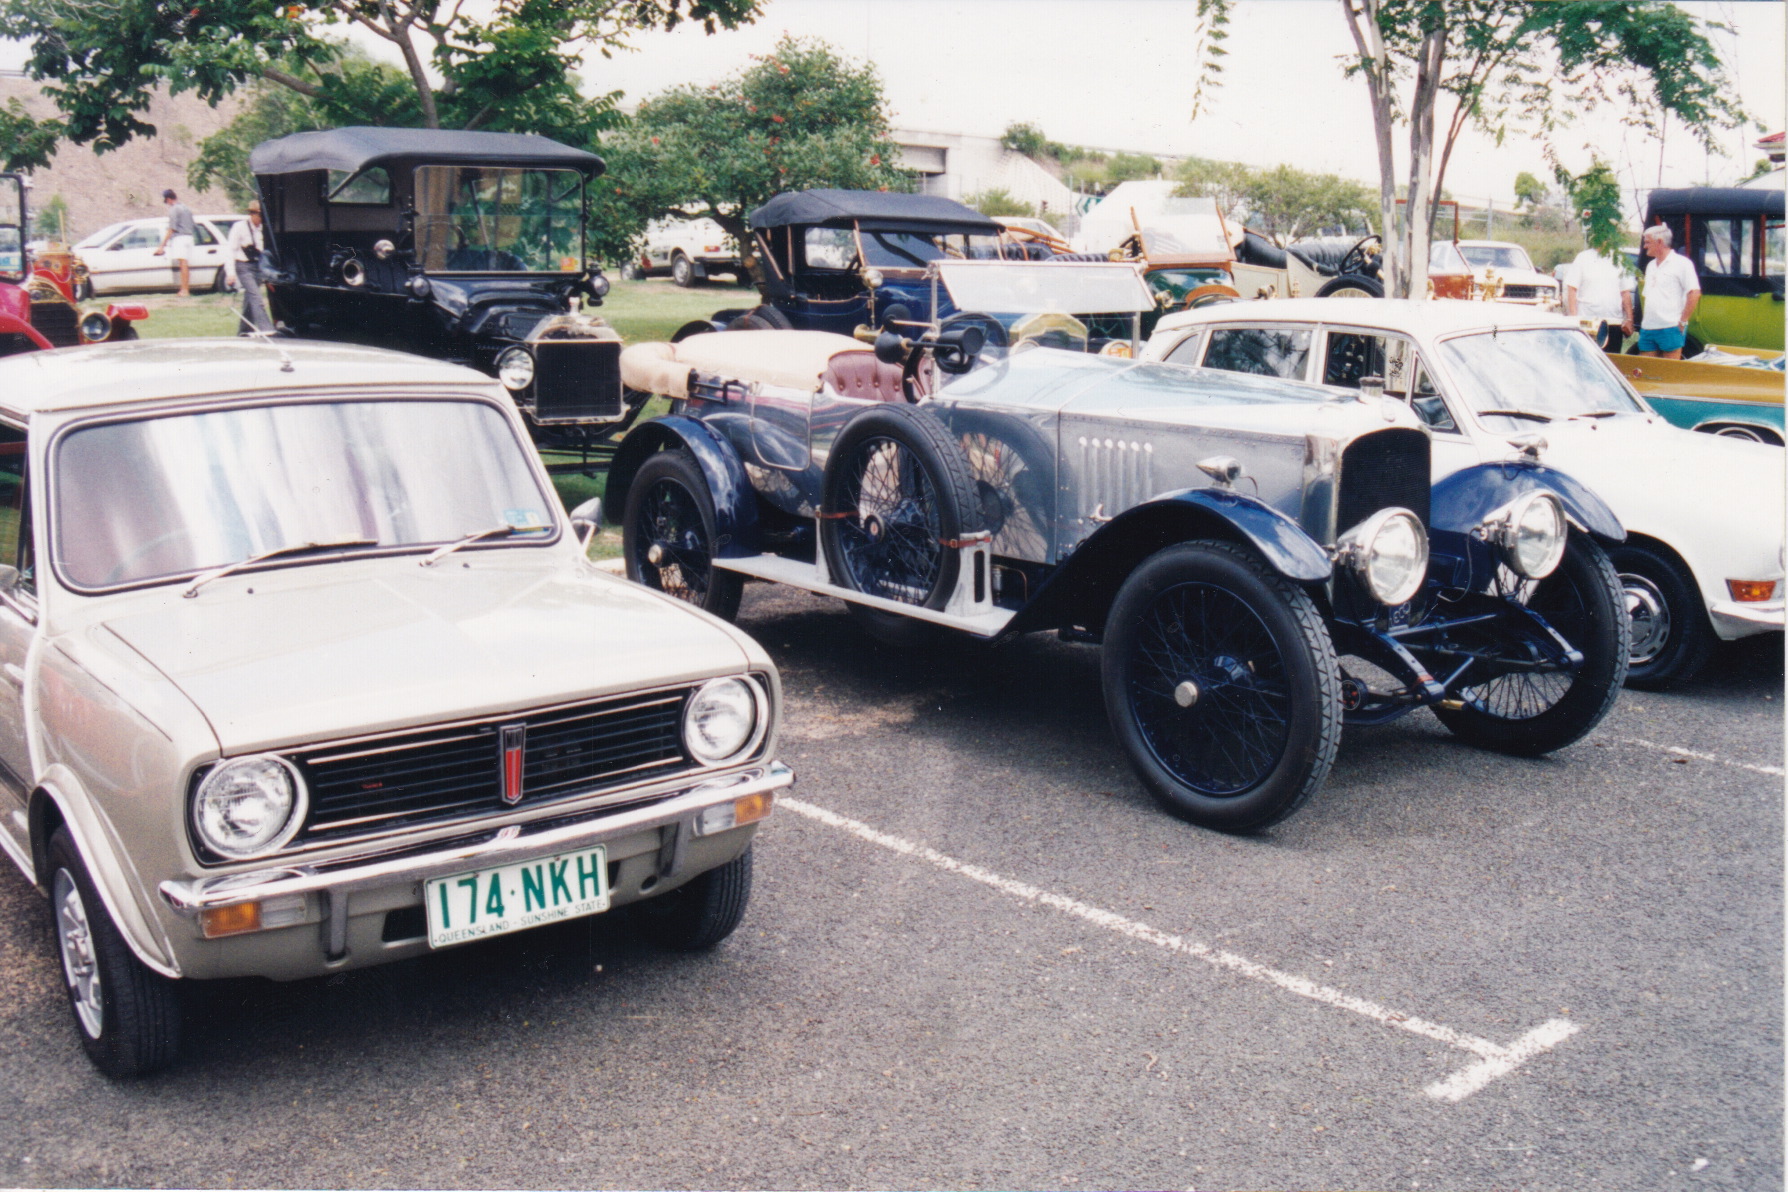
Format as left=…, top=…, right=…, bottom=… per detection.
left=749, top=189, right=1001, bottom=234
left=250, top=127, right=605, bottom=178
left=1645, top=187, right=1784, bottom=220
left=0, top=338, right=496, bottom=416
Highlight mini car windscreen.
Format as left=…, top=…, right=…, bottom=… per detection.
left=936, top=261, right=1155, bottom=316
left=54, top=400, right=555, bottom=589
left=414, top=166, right=584, bottom=273
left=1437, top=329, right=1648, bottom=423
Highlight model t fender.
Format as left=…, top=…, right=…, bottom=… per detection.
left=605, top=414, right=761, bottom=559
left=1004, top=487, right=1334, bottom=639
left=1427, top=460, right=1624, bottom=591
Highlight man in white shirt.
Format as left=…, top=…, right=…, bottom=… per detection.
left=224, top=200, right=273, bottom=334
left=1562, top=243, right=1636, bottom=353
left=1632, top=224, right=1700, bottom=359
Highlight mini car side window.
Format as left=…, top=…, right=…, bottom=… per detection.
left=803, top=228, right=857, bottom=271
left=1202, top=328, right=1311, bottom=380
left=327, top=167, right=393, bottom=206
left=0, top=426, right=32, bottom=597
left=193, top=223, right=218, bottom=247
left=1163, top=331, right=1204, bottom=365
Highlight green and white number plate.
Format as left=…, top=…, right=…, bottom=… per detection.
left=425, top=846, right=609, bottom=948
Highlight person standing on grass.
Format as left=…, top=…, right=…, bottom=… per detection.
left=224, top=200, right=273, bottom=334
left=1629, top=224, right=1701, bottom=359
left=152, top=189, right=196, bottom=297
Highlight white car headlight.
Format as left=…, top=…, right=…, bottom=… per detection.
left=683, top=676, right=764, bottom=766
left=1485, top=491, right=1567, bottom=579
left=1337, top=507, right=1429, bottom=606
left=496, top=346, right=535, bottom=391
left=193, top=755, right=307, bottom=859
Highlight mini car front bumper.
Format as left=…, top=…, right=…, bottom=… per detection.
left=1708, top=596, right=1786, bottom=639
left=156, top=761, right=792, bottom=979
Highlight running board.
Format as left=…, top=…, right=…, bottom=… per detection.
left=715, top=553, right=1015, bottom=638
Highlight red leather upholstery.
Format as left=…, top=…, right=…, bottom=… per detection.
left=823, top=350, right=906, bottom=402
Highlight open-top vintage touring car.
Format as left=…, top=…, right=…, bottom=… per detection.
left=608, top=259, right=1629, bottom=832
left=249, top=128, right=634, bottom=449
left=1, top=174, right=148, bottom=356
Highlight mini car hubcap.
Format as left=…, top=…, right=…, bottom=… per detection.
left=53, top=869, right=104, bottom=1038
left=1621, top=573, right=1672, bottom=665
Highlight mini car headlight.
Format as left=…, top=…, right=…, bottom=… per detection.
left=1336, top=507, right=1428, bottom=606
left=1487, top=491, right=1567, bottom=579
left=79, top=311, right=112, bottom=343
left=496, top=346, right=535, bottom=391
left=193, top=755, right=307, bottom=859
left=683, top=676, right=763, bottom=766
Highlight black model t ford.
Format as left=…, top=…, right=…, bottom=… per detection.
left=250, top=128, right=629, bottom=447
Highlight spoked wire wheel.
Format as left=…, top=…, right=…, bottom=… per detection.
left=622, top=449, right=742, bottom=620
left=959, top=430, right=1050, bottom=561
left=833, top=435, right=947, bottom=604
left=1453, top=566, right=1575, bottom=720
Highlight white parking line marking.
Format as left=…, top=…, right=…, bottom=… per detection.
left=1619, top=737, right=1785, bottom=778
left=780, top=796, right=1580, bottom=1102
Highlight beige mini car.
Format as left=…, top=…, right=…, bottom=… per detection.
left=0, top=339, right=790, bottom=1077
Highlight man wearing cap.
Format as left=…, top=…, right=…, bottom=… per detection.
left=1629, top=224, right=1701, bottom=359
left=153, top=189, right=197, bottom=297
left=224, top=200, right=273, bottom=334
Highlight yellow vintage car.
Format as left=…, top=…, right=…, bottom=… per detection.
left=1612, top=344, right=1785, bottom=445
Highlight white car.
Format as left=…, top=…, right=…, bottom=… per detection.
left=0, top=339, right=789, bottom=1076
left=1146, top=298, right=1785, bottom=687
left=1436, top=240, right=1562, bottom=309
left=624, top=217, right=743, bottom=287
left=71, top=214, right=245, bottom=295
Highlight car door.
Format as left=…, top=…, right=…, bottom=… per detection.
left=190, top=220, right=228, bottom=288
left=0, top=421, right=36, bottom=874
left=90, top=222, right=170, bottom=294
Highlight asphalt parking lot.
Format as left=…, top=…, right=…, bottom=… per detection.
left=0, top=585, right=1779, bottom=1192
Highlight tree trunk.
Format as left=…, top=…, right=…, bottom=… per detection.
left=1399, top=23, right=1446, bottom=301
left=1342, top=0, right=1401, bottom=297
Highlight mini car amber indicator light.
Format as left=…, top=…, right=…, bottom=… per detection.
left=694, top=791, right=774, bottom=838
left=201, top=902, right=260, bottom=938
left=1727, top=580, right=1778, bottom=602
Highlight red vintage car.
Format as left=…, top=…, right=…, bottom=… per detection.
left=1, top=175, right=147, bottom=356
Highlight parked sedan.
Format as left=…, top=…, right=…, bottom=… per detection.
left=1145, top=299, right=1785, bottom=687
left=72, top=214, right=243, bottom=295
left=0, top=339, right=790, bottom=1077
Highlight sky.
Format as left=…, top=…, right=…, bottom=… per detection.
left=3, top=0, right=1783, bottom=207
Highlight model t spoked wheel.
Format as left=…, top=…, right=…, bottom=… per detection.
left=623, top=449, right=743, bottom=620
left=1431, top=537, right=1628, bottom=755
left=1101, top=542, right=1341, bottom=833
left=820, top=404, right=984, bottom=645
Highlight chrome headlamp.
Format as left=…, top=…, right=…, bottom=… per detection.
left=1336, top=507, right=1429, bottom=606
left=79, top=311, right=112, bottom=343
left=1482, top=490, right=1567, bottom=579
left=192, top=755, right=307, bottom=859
left=496, top=346, right=535, bottom=391
left=683, top=676, right=767, bottom=767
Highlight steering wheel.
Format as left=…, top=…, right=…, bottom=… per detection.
left=1338, top=235, right=1382, bottom=277
left=102, top=529, right=196, bottom=586
left=939, top=312, right=1008, bottom=350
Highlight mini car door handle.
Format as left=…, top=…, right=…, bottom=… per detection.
left=1, top=664, right=23, bottom=689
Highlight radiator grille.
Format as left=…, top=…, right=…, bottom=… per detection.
left=288, top=688, right=691, bottom=846
left=29, top=299, right=80, bottom=348
left=533, top=339, right=623, bottom=422
left=1336, top=428, right=1430, bottom=536
left=1498, top=284, right=1552, bottom=302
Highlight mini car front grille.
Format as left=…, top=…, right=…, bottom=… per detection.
left=532, top=340, right=623, bottom=422
left=291, top=689, right=692, bottom=844
left=1499, top=285, right=1550, bottom=301
left=29, top=299, right=80, bottom=348
left=1337, top=428, right=1430, bottom=537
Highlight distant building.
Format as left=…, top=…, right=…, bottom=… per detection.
left=890, top=128, right=1081, bottom=229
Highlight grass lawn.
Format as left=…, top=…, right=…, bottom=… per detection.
left=123, top=277, right=742, bottom=561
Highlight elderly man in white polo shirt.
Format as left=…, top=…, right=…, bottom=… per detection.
left=1562, top=236, right=1636, bottom=354
left=1631, top=224, right=1701, bottom=359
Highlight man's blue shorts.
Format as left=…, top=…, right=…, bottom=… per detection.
left=1636, top=325, right=1686, bottom=353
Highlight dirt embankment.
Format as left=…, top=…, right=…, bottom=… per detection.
left=2, top=78, right=243, bottom=241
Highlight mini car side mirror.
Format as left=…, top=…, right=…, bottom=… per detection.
left=569, top=497, right=603, bottom=549
left=874, top=328, right=908, bottom=366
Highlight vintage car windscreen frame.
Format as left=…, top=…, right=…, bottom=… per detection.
left=412, top=165, right=587, bottom=276
left=50, top=393, right=560, bottom=593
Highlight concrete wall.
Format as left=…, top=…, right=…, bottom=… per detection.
left=891, top=128, right=1078, bottom=226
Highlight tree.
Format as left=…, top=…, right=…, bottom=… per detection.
left=0, top=0, right=760, bottom=168
left=1105, top=152, right=1163, bottom=185
left=1238, top=164, right=1377, bottom=240
left=1557, top=157, right=1625, bottom=259
left=1512, top=170, right=1547, bottom=210
left=964, top=189, right=1038, bottom=219
left=595, top=36, right=910, bottom=259
left=1173, top=156, right=1254, bottom=217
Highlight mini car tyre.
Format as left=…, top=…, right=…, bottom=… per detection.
left=1101, top=541, right=1341, bottom=833
left=1608, top=540, right=1715, bottom=689
left=636, top=847, right=753, bottom=950
left=726, top=305, right=793, bottom=332
left=48, top=828, right=181, bottom=1078
left=624, top=448, right=744, bottom=621
left=671, top=253, right=699, bottom=288
left=209, top=265, right=229, bottom=294
left=1434, top=535, right=1629, bottom=752
left=820, top=403, right=985, bottom=645
left=1315, top=274, right=1384, bottom=299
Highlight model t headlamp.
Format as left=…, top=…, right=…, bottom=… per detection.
left=496, top=346, right=535, bottom=391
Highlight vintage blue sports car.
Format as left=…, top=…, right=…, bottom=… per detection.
left=611, top=260, right=1629, bottom=833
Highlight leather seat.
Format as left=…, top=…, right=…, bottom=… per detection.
left=822, top=350, right=906, bottom=402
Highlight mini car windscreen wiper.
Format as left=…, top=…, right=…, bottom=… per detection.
left=419, top=523, right=548, bottom=567
left=1475, top=409, right=1553, bottom=423
left=182, top=538, right=380, bottom=598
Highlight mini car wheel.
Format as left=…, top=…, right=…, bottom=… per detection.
left=623, top=448, right=743, bottom=621
left=1608, top=540, right=1715, bottom=689
left=48, top=828, right=181, bottom=1078
left=209, top=265, right=229, bottom=294
left=671, top=253, right=699, bottom=288
left=1315, top=274, right=1384, bottom=299
left=1434, top=535, right=1629, bottom=752
left=1101, top=541, right=1341, bottom=833
left=820, top=404, right=985, bottom=646
left=635, top=847, right=753, bottom=951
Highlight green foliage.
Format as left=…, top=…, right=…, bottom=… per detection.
left=1743, top=158, right=1777, bottom=183
left=1512, top=170, right=1547, bottom=210
left=1105, top=153, right=1162, bottom=184
left=0, top=98, right=64, bottom=173
left=597, top=36, right=910, bottom=259
left=1555, top=157, right=1626, bottom=259
left=30, top=192, right=70, bottom=240
left=1000, top=122, right=1093, bottom=167
left=964, top=189, right=1037, bottom=219
left=1176, top=157, right=1374, bottom=239
left=1173, top=156, right=1252, bottom=214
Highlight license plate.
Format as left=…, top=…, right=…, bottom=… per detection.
left=424, top=846, right=609, bottom=949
